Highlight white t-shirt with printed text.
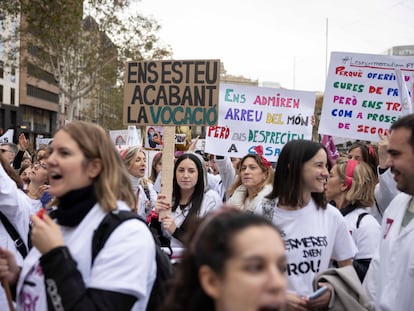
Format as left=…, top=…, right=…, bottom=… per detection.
left=16, top=202, right=156, bottom=311
left=256, top=198, right=357, bottom=296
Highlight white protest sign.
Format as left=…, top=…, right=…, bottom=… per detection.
left=319, top=51, right=414, bottom=142
left=0, top=129, right=14, bottom=144
left=35, top=137, right=53, bottom=149
left=109, top=127, right=142, bottom=148
left=205, top=83, right=316, bottom=161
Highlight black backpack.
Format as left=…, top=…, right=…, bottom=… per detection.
left=92, top=210, right=174, bottom=311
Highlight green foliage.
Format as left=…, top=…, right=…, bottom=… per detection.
left=0, top=0, right=172, bottom=124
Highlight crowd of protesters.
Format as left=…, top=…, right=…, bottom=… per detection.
left=0, top=113, right=413, bottom=310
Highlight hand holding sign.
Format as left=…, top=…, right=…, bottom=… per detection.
left=155, top=193, right=172, bottom=220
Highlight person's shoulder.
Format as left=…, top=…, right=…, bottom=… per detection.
left=384, top=193, right=412, bottom=216
left=204, top=188, right=222, bottom=201
left=104, top=208, right=154, bottom=245
left=259, top=184, right=272, bottom=195
left=390, top=192, right=411, bottom=204
left=322, top=202, right=345, bottom=220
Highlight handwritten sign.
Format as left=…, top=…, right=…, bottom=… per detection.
left=205, top=83, right=315, bottom=161
left=124, top=60, right=220, bottom=126
left=319, top=52, right=414, bottom=142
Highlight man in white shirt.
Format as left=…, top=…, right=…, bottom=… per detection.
left=363, top=113, right=414, bottom=310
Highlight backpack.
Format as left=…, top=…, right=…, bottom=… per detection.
left=92, top=210, right=173, bottom=311
left=356, top=212, right=368, bottom=229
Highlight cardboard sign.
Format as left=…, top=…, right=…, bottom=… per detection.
left=124, top=59, right=221, bottom=217
left=124, top=60, right=220, bottom=126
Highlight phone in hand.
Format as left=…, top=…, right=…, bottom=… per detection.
left=308, top=286, right=328, bottom=300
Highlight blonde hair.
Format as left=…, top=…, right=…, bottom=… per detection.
left=335, top=157, right=375, bottom=207
left=57, top=121, right=135, bottom=212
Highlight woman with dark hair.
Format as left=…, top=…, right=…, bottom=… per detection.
left=348, top=142, right=379, bottom=183
left=227, top=146, right=273, bottom=213
left=155, top=152, right=222, bottom=248
left=18, top=163, right=31, bottom=191
left=149, top=152, right=162, bottom=183
left=149, top=152, right=162, bottom=193
left=256, top=140, right=356, bottom=311
left=162, top=208, right=287, bottom=311
left=26, top=159, right=50, bottom=213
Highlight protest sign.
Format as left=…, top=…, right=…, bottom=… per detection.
left=124, top=59, right=220, bottom=213
left=35, top=137, right=53, bottom=150
left=204, top=83, right=315, bottom=162
left=319, top=51, right=414, bottom=142
left=0, top=129, right=14, bottom=144
left=109, top=127, right=142, bottom=150
left=124, top=60, right=220, bottom=126
left=144, top=125, right=163, bottom=149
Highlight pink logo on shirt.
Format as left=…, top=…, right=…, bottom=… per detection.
left=384, top=218, right=394, bottom=239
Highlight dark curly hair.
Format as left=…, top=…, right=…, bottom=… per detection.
left=161, top=207, right=281, bottom=311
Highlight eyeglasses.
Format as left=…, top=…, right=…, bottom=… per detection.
left=33, top=162, right=48, bottom=170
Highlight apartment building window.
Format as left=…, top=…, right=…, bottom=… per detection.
left=27, top=84, right=59, bottom=104
left=10, top=66, right=16, bottom=83
left=10, top=88, right=15, bottom=106
left=0, top=85, right=3, bottom=103
left=10, top=110, right=16, bottom=128
left=0, top=61, right=3, bottom=79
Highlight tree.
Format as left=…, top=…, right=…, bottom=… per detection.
left=0, top=0, right=171, bottom=123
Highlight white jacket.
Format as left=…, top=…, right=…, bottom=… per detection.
left=363, top=193, right=414, bottom=311
left=228, top=184, right=272, bottom=213
left=372, top=168, right=399, bottom=223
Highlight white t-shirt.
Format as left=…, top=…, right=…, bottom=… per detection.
left=343, top=208, right=380, bottom=259
left=256, top=198, right=357, bottom=296
left=0, top=163, right=31, bottom=309
left=169, top=189, right=222, bottom=248
left=16, top=202, right=156, bottom=311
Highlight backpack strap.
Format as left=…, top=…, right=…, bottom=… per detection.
left=0, top=211, right=28, bottom=258
left=140, top=179, right=151, bottom=201
left=356, top=212, right=369, bottom=229
left=92, top=210, right=141, bottom=265
left=91, top=209, right=173, bottom=311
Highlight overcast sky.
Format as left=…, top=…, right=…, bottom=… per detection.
left=132, top=0, right=414, bottom=92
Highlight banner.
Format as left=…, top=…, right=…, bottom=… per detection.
left=319, top=52, right=414, bottom=142
left=205, top=83, right=316, bottom=161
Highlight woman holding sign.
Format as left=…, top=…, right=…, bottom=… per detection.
left=256, top=140, right=356, bottom=311
left=155, top=152, right=222, bottom=248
